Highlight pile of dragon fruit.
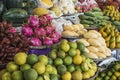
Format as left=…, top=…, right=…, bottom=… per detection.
left=21, top=14, right=61, bottom=46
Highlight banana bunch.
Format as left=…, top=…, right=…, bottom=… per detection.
left=103, top=6, right=120, bottom=21
left=99, top=23, right=120, bottom=48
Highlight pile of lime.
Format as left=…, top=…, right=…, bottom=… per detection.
left=95, top=61, right=120, bottom=80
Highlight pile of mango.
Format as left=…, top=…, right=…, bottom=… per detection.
left=103, top=6, right=120, bottom=21
left=99, top=23, right=120, bottom=49
left=79, top=7, right=110, bottom=28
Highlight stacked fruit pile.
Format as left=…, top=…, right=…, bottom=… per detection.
left=79, top=7, right=110, bottom=28
left=103, top=6, right=120, bottom=21
left=0, top=39, right=98, bottom=80
left=0, top=20, right=29, bottom=64
left=21, top=14, right=61, bottom=46
left=99, top=23, right=120, bottom=48
left=62, top=24, right=87, bottom=37
left=95, top=61, right=120, bottom=80
left=77, top=30, right=111, bottom=59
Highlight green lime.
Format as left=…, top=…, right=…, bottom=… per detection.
left=111, top=75, right=117, bottom=80
left=23, top=69, right=38, bottom=80
left=104, top=76, right=110, bottom=80
left=27, top=54, right=38, bottom=65
left=57, top=65, right=67, bottom=75
left=12, top=70, right=23, bottom=80
left=107, top=71, right=113, bottom=76
left=63, top=56, right=72, bottom=65
left=100, top=72, right=106, bottom=77
left=0, top=69, right=7, bottom=78
left=48, top=58, right=53, bottom=65
left=68, top=48, right=76, bottom=57
left=111, top=69, right=116, bottom=73
left=50, top=74, right=59, bottom=80
left=67, top=65, right=75, bottom=73
left=37, top=76, right=44, bottom=80
left=20, top=64, right=31, bottom=72
left=48, top=51, right=57, bottom=59
left=68, top=42, right=77, bottom=49
left=95, top=77, right=102, bottom=80
left=57, top=51, right=66, bottom=59
left=54, top=58, right=63, bottom=66
left=75, top=65, right=82, bottom=72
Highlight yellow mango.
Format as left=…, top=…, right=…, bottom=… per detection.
left=105, top=35, right=111, bottom=41
left=110, top=41, right=116, bottom=49
left=106, top=41, right=110, bottom=47
left=110, top=37, right=115, bottom=43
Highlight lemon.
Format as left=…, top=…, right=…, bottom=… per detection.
left=38, top=55, right=48, bottom=65
left=45, top=65, right=53, bottom=74
left=73, top=55, right=82, bottom=65
left=37, top=76, right=44, bottom=80
left=51, top=67, right=57, bottom=75
left=6, top=62, right=19, bottom=72
left=62, top=72, right=71, bottom=80
left=76, top=49, right=81, bottom=55
left=2, top=72, right=12, bottom=80
left=87, top=69, right=95, bottom=77
left=82, top=72, right=90, bottom=79
left=14, top=52, right=27, bottom=65
left=60, top=43, right=70, bottom=52
left=0, top=69, right=7, bottom=78
left=114, top=72, right=120, bottom=77
left=33, top=62, right=45, bottom=74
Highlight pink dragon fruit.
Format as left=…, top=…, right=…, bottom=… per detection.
left=43, top=37, right=53, bottom=46
left=21, top=24, right=33, bottom=37
left=45, top=14, right=52, bottom=23
left=39, top=16, right=47, bottom=27
left=29, top=37, right=42, bottom=46
left=29, top=15, right=39, bottom=28
left=9, top=27, right=17, bottom=33
left=45, top=26, right=55, bottom=34
left=50, top=31, right=61, bottom=43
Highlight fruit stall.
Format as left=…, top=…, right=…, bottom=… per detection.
left=0, top=0, right=120, bottom=80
